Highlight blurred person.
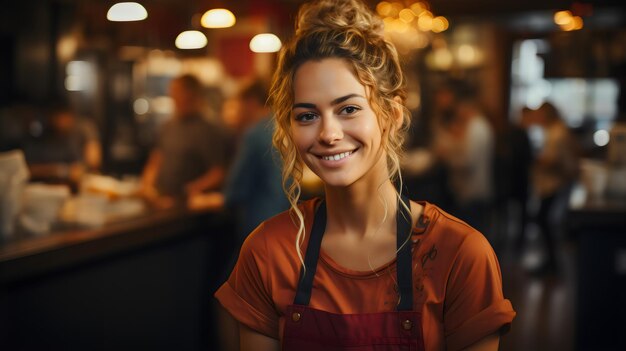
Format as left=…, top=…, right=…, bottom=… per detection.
left=496, top=107, right=533, bottom=252
left=529, top=102, right=579, bottom=274
left=401, top=86, right=454, bottom=209
left=223, top=79, right=289, bottom=242
left=191, top=79, right=290, bottom=351
left=190, top=79, right=289, bottom=242
left=141, top=74, right=229, bottom=208
left=215, top=1, right=515, bottom=350
left=23, top=101, right=101, bottom=185
left=434, top=87, right=495, bottom=236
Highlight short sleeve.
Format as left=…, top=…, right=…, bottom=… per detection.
left=214, top=223, right=280, bottom=339
left=443, top=231, right=515, bottom=350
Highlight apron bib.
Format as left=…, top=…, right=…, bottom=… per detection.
left=282, top=196, right=425, bottom=351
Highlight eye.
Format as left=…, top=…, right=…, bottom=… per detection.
left=295, top=112, right=318, bottom=123
left=339, top=105, right=361, bottom=115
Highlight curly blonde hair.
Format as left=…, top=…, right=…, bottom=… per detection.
left=269, top=0, right=411, bottom=266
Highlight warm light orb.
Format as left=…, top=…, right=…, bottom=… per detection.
left=249, top=33, right=282, bottom=53
left=410, top=2, right=425, bottom=16
left=399, top=8, right=415, bottom=23
left=417, top=12, right=433, bottom=31
left=175, top=30, right=208, bottom=49
left=107, top=2, right=148, bottom=22
left=554, top=10, right=573, bottom=26
left=201, top=9, right=236, bottom=28
left=376, top=1, right=392, bottom=16
left=431, top=16, right=449, bottom=33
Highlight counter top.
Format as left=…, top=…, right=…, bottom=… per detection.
left=567, top=187, right=626, bottom=231
left=0, top=207, right=226, bottom=284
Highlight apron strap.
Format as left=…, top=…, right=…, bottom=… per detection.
left=293, top=200, right=327, bottom=306
left=293, top=196, right=414, bottom=311
left=396, top=195, right=413, bottom=311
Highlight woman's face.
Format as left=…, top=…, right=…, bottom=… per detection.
left=291, top=58, right=387, bottom=188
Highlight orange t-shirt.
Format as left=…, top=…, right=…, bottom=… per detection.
left=215, top=199, right=515, bottom=350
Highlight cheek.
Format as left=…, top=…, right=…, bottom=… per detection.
left=290, top=125, right=312, bottom=153
left=349, top=115, right=383, bottom=145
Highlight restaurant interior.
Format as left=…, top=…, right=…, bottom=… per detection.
left=1, top=0, right=625, bottom=350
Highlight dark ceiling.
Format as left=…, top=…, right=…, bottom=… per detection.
left=1, top=0, right=624, bottom=51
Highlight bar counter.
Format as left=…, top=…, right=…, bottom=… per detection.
left=0, top=206, right=235, bottom=350
left=568, top=194, right=626, bottom=351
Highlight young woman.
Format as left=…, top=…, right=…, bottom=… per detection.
left=215, top=1, right=515, bottom=350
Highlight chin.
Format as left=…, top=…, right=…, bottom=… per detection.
left=314, top=171, right=358, bottom=189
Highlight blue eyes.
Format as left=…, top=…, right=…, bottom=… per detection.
left=294, top=105, right=361, bottom=122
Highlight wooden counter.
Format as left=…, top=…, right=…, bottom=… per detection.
left=0, top=208, right=227, bottom=284
left=0, top=207, right=236, bottom=350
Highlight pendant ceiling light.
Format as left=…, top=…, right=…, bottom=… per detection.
left=201, top=8, right=236, bottom=28
left=175, top=30, right=208, bottom=49
left=107, top=2, right=148, bottom=22
left=249, top=33, right=282, bottom=53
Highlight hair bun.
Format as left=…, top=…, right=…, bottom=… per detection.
left=295, top=0, right=384, bottom=38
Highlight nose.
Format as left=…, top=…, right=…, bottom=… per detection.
left=318, top=115, right=343, bottom=145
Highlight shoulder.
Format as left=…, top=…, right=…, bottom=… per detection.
left=420, top=202, right=493, bottom=259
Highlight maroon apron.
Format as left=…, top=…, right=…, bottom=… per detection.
left=282, top=196, right=425, bottom=351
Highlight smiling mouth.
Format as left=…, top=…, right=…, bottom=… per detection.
left=318, top=149, right=356, bottom=161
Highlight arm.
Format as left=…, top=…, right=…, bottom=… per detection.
left=83, top=139, right=102, bottom=171
left=239, top=323, right=279, bottom=351
left=28, top=162, right=84, bottom=183
left=184, top=166, right=225, bottom=196
left=141, top=150, right=162, bottom=198
left=462, top=333, right=499, bottom=351
left=141, top=150, right=175, bottom=209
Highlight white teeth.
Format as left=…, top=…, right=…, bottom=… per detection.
left=322, top=151, right=352, bottom=161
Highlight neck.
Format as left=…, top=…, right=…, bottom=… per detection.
left=323, top=162, right=399, bottom=239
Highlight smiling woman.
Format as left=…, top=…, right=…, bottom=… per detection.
left=214, top=1, right=516, bottom=350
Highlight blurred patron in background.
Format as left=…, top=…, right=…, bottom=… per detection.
left=190, top=79, right=289, bottom=351
left=529, top=102, right=580, bottom=274
left=141, top=74, right=230, bottom=209
left=434, top=81, right=495, bottom=235
left=190, top=79, right=289, bottom=243
left=498, top=107, right=533, bottom=252
left=222, top=79, right=288, bottom=242
left=22, top=101, right=101, bottom=186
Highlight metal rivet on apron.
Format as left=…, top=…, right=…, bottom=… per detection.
left=292, top=312, right=301, bottom=322
left=402, top=319, right=412, bottom=330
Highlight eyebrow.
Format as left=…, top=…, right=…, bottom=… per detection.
left=292, top=93, right=365, bottom=109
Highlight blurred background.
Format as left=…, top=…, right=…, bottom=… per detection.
left=0, top=0, right=625, bottom=350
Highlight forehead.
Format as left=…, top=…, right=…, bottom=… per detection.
left=293, top=58, right=367, bottom=103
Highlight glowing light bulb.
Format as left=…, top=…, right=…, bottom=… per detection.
left=175, top=30, right=208, bottom=49
left=249, top=33, right=282, bottom=53
left=201, top=9, right=236, bottom=28
left=107, top=2, right=148, bottom=22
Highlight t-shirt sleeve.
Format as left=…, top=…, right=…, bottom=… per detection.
left=214, top=222, right=280, bottom=339
left=443, top=231, right=516, bottom=350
